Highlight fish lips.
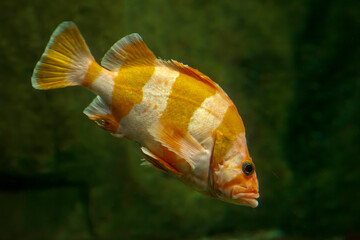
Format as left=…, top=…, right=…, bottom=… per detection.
left=233, top=192, right=260, bottom=208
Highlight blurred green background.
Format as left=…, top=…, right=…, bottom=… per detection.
left=0, top=0, right=359, bottom=239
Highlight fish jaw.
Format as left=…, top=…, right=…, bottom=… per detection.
left=228, top=175, right=260, bottom=208
left=211, top=167, right=260, bottom=207
left=215, top=186, right=259, bottom=208
left=231, top=191, right=260, bottom=208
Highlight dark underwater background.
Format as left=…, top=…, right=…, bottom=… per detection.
left=0, top=0, right=359, bottom=239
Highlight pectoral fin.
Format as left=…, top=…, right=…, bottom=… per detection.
left=149, top=121, right=206, bottom=169
left=140, top=147, right=181, bottom=175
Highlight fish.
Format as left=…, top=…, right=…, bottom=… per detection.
left=31, top=21, right=259, bottom=207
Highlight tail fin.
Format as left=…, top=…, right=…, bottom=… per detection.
left=31, top=21, right=94, bottom=90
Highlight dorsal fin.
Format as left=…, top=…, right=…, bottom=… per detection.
left=101, top=33, right=156, bottom=71
left=160, top=59, right=226, bottom=94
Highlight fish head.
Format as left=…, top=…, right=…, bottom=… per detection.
left=209, top=134, right=259, bottom=207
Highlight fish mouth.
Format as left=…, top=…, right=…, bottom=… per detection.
left=233, top=192, right=260, bottom=208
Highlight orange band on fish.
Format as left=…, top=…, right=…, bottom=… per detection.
left=82, top=61, right=103, bottom=87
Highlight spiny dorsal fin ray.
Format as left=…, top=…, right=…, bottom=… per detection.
left=101, top=33, right=156, bottom=71
left=159, top=59, right=228, bottom=96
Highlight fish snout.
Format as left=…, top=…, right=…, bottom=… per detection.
left=231, top=186, right=260, bottom=208
left=217, top=171, right=259, bottom=207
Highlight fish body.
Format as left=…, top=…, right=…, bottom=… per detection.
left=32, top=22, right=259, bottom=207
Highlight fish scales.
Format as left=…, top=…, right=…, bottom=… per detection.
left=160, top=72, right=217, bottom=135
left=31, top=22, right=259, bottom=207
left=112, top=65, right=156, bottom=122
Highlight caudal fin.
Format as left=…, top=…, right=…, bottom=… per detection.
left=31, top=21, right=94, bottom=90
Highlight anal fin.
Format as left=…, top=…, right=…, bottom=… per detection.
left=83, top=96, right=119, bottom=134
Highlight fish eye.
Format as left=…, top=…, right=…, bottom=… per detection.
left=242, top=162, right=255, bottom=176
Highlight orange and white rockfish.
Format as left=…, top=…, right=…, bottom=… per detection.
left=31, top=22, right=259, bottom=207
